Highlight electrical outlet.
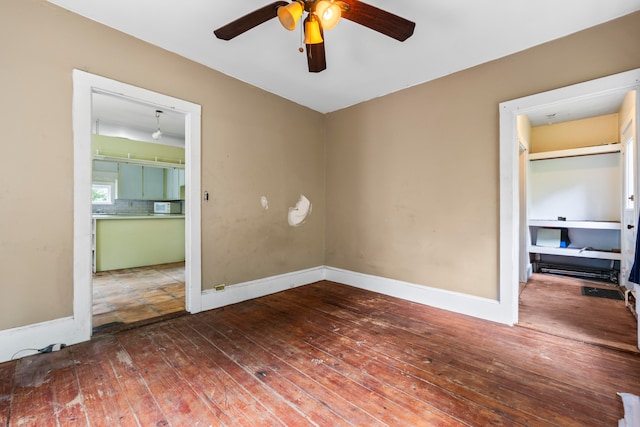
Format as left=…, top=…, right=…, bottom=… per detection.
left=214, top=284, right=226, bottom=292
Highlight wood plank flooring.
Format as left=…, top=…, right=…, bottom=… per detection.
left=3, top=280, right=640, bottom=426
left=92, top=262, right=185, bottom=329
left=518, top=273, right=638, bottom=354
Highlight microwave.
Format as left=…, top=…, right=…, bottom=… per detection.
left=154, top=201, right=182, bottom=214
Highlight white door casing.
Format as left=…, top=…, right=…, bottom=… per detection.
left=500, top=68, right=640, bottom=327
left=621, top=113, right=637, bottom=290
left=73, top=70, right=202, bottom=341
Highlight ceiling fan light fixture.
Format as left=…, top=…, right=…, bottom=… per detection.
left=315, top=1, right=341, bottom=30
left=303, top=15, right=323, bottom=44
left=277, top=1, right=303, bottom=31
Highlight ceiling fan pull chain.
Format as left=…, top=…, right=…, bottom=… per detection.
left=298, top=20, right=304, bottom=52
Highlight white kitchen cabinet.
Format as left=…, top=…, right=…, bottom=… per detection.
left=164, top=168, right=185, bottom=200
left=118, top=163, right=143, bottom=199
left=118, top=163, right=168, bottom=200
left=92, top=160, right=118, bottom=191
left=143, top=166, right=164, bottom=200
left=178, top=168, right=185, bottom=199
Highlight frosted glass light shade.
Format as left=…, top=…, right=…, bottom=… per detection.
left=277, top=2, right=303, bottom=31
left=304, top=19, right=323, bottom=44
left=315, top=1, right=341, bottom=30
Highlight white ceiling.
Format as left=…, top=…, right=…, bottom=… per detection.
left=92, top=92, right=186, bottom=145
left=526, top=91, right=630, bottom=127
left=48, top=0, right=640, bottom=116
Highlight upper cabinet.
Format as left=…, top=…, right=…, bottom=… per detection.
left=165, top=168, right=185, bottom=201
left=118, top=163, right=143, bottom=200
left=143, top=166, right=164, bottom=200
left=117, top=163, right=182, bottom=200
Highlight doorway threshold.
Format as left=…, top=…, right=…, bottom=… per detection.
left=92, top=310, right=188, bottom=337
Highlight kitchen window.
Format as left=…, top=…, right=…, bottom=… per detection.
left=92, top=183, right=115, bottom=205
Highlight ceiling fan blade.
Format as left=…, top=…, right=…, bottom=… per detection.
left=341, top=0, right=415, bottom=42
left=305, top=17, right=327, bottom=72
left=214, top=1, right=288, bottom=40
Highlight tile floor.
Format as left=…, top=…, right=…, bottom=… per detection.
left=92, top=262, right=185, bottom=329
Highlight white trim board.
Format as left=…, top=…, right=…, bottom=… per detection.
left=201, top=266, right=326, bottom=310
left=2, top=265, right=514, bottom=363
left=325, top=267, right=512, bottom=325
left=200, top=266, right=511, bottom=323
left=72, top=70, right=203, bottom=343
left=0, top=317, right=85, bottom=363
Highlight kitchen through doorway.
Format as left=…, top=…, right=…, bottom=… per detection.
left=91, top=93, right=189, bottom=332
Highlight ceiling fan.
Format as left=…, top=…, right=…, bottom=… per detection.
left=214, top=0, right=415, bottom=73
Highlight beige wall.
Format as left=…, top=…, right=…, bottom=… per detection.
left=619, top=90, right=637, bottom=128
left=325, top=11, right=640, bottom=299
left=531, top=114, right=619, bottom=152
left=0, top=0, right=325, bottom=330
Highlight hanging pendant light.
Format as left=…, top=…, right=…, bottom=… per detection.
left=152, top=110, right=163, bottom=140
left=304, top=14, right=323, bottom=44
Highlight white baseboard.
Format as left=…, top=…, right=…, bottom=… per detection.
left=0, top=316, right=88, bottom=364
left=200, top=266, right=325, bottom=311
left=200, top=265, right=512, bottom=324
left=1, top=265, right=514, bottom=363
left=324, top=266, right=513, bottom=325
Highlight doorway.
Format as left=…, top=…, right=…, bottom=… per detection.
left=516, top=92, right=638, bottom=351
left=91, top=92, right=188, bottom=331
left=499, top=69, right=640, bottom=346
left=72, top=70, right=202, bottom=341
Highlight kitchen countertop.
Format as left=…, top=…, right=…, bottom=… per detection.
left=92, top=213, right=185, bottom=219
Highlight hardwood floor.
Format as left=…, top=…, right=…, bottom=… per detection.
left=518, top=273, right=638, bottom=354
left=92, top=262, right=185, bottom=330
left=3, top=280, right=640, bottom=426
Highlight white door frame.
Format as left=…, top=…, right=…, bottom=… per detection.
left=72, top=70, right=202, bottom=341
left=499, top=68, right=640, bottom=325
left=621, top=112, right=638, bottom=290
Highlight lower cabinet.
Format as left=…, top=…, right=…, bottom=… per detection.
left=94, top=218, right=185, bottom=271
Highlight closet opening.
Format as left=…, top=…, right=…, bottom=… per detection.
left=516, top=88, right=638, bottom=352
left=499, top=68, right=640, bottom=351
